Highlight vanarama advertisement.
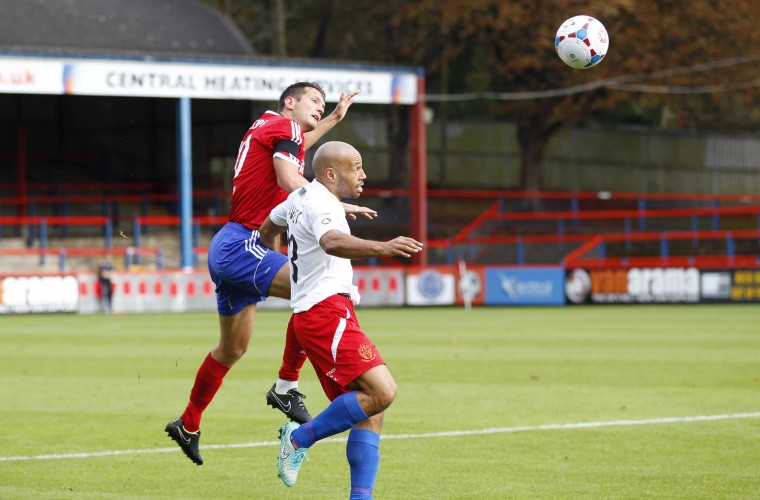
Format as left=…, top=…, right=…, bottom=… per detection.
left=566, top=267, right=700, bottom=304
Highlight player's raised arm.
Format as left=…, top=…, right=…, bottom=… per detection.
left=303, top=90, right=360, bottom=150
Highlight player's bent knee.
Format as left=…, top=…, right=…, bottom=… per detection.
left=380, top=379, right=398, bottom=409
left=214, top=342, right=248, bottom=365
left=228, top=343, right=249, bottom=361
left=352, top=365, right=397, bottom=413
left=370, top=375, right=397, bottom=412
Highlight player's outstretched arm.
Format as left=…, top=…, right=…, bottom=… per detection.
left=341, top=202, right=378, bottom=220
left=320, top=230, right=423, bottom=259
left=303, top=90, right=360, bottom=150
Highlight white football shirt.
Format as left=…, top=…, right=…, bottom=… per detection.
left=270, top=179, right=360, bottom=313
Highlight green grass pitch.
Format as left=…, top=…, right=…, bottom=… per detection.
left=1, top=305, right=759, bottom=499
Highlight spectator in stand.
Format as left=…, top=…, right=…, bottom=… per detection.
left=97, top=260, right=113, bottom=314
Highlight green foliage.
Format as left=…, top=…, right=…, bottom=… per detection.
left=202, top=0, right=760, bottom=189
left=208, top=1, right=760, bottom=126
left=1, top=306, right=759, bottom=498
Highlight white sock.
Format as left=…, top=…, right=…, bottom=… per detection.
left=275, top=379, right=298, bottom=393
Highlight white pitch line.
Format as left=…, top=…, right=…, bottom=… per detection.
left=1, top=412, right=758, bottom=463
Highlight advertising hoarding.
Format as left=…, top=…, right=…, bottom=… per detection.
left=0, top=57, right=418, bottom=104
left=701, top=269, right=760, bottom=303
left=567, top=267, right=700, bottom=304
left=485, top=267, right=565, bottom=305
left=406, top=268, right=456, bottom=306
left=0, top=275, right=79, bottom=313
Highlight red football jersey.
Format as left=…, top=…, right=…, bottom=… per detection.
left=228, top=111, right=306, bottom=229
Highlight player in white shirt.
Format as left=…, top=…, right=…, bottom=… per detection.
left=271, top=169, right=359, bottom=313
left=259, top=141, right=423, bottom=497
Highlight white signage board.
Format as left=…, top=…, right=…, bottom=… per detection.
left=0, top=57, right=419, bottom=104
left=0, top=275, right=79, bottom=313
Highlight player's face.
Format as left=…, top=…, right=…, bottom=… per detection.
left=291, top=87, right=325, bottom=132
left=335, top=151, right=366, bottom=199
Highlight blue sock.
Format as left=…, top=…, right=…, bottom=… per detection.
left=292, top=391, right=368, bottom=449
left=347, top=429, right=381, bottom=500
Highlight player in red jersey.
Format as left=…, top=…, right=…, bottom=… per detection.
left=165, top=82, right=376, bottom=465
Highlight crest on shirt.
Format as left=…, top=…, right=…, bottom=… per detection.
left=358, top=344, right=375, bottom=362
left=320, top=213, right=332, bottom=224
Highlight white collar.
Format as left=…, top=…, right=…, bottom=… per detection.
left=311, top=178, right=339, bottom=201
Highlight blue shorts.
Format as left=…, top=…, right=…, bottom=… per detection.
left=207, top=222, right=288, bottom=316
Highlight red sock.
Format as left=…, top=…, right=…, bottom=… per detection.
left=278, top=319, right=307, bottom=381
left=181, top=353, right=230, bottom=432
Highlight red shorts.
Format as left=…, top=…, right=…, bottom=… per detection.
left=288, top=294, right=385, bottom=401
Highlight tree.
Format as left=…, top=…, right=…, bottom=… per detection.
left=202, top=0, right=283, bottom=55
left=427, top=0, right=760, bottom=190
left=204, top=0, right=760, bottom=190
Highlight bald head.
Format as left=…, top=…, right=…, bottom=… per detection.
left=313, top=141, right=361, bottom=181
left=313, top=141, right=366, bottom=200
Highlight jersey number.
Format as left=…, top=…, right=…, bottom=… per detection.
left=232, top=135, right=252, bottom=179
left=288, top=234, right=299, bottom=283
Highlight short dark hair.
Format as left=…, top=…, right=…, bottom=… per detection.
left=278, top=82, right=326, bottom=112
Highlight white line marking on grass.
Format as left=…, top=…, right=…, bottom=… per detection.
left=1, top=412, right=758, bottom=463
left=382, top=412, right=760, bottom=439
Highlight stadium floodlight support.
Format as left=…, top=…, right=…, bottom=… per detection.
left=15, top=126, right=27, bottom=217
left=177, top=97, right=194, bottom=272
left=410, top=71, right=428, bottom=266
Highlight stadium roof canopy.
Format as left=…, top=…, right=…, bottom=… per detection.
left=0, top=0, right=420, bottom=104
left=0, top=0, right=253, bottom=59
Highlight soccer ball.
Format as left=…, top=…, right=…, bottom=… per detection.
left=555, top=15, right=609, bottom=69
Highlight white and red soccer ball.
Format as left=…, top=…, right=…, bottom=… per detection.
left=555, top=15, right=609, bottom=69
